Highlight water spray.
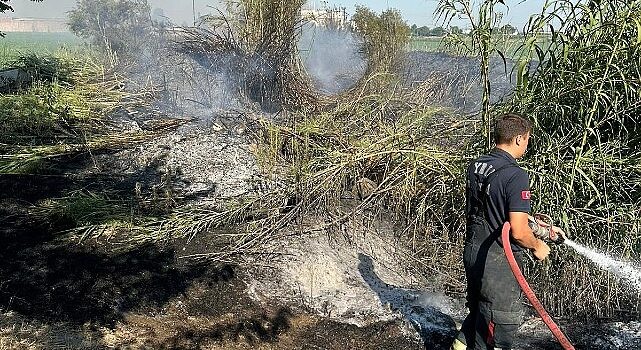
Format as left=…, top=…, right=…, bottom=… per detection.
left=564, top=239, right=641, bottom=293
left=531, top=213, right=641, bottom=292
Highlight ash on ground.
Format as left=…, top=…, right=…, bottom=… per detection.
left=245, top=214, right=461, bottom=348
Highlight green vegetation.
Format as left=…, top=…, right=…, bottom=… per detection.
left=353, top=7, right=410, bottom=75
left=0, top=32, right=85, bottom=63
left=257, top=95, right=463, bottom=237
left=0, top=47, right=166, bottom=174
left=407, top=37, right=444, bottom=52
left=407, top=33, right=553, bottom=60
left=497, top=0, right=641, bottom=318
left=68, top=0, right=153, bottom=60
left=2, top=0, right=639, bottom=324
left=436, top=0, right=509, bottom=146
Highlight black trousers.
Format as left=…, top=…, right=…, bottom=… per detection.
left=456, top=218, right=524, bottom=349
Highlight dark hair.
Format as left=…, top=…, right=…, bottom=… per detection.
left=493, top=113, right=532, bottom=144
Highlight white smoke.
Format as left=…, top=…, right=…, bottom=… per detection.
left=298, top=24, right=366, bottom=95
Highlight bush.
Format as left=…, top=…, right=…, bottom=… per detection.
left=352, top=7, right=410, bottom=74
left=68, top=0, right=153, bottom=59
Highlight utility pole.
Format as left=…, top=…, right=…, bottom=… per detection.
left=192, top=0, right=196, bottom=26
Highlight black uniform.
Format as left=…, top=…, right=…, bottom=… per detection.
left=456, top=148, right=531, bottom=349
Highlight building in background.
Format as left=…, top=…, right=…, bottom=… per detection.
left=0, top=17, right=69, bottom=32
left=302, top=2, right=350, bottom=29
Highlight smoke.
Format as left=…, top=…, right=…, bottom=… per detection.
left=298, top=24, right=366, bottom=95
left=82, top=3, right=365, bottom=120
left=417, top=291, right=455, bottom=316
left=118, top=26, right=249, bottom=128
left=400, top=51, right=524, bottom=113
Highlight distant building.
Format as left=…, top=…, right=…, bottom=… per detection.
left=0, top=17, right=69, bottom=33
left=301, top=6, right=350, bottom=29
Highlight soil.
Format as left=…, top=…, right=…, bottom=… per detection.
left=1, top=63, right=639, bottom=348
left=2, top=143, right=640, bottom=350
left=0, top=153, right=421, bottom=350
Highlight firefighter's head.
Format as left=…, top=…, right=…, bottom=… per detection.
left=494, top=113, right=532, bottom=159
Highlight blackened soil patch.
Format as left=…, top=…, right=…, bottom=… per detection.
left=0, top=213, right=225, bottom=326
left=296, top=318, right=422, bottom=350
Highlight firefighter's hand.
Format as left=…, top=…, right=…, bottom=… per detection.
left=533, top=240, right=551, bottom=260
left=551, top=226, right=567, bottom=242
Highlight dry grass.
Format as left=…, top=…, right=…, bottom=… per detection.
left=0, top=50, right=175, bottom=174
left=176, top=0, right=321, bottom=112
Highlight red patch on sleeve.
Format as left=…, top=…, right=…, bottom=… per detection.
left=521, top=191, right=531, bottom=200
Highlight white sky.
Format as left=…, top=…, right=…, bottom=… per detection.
left=3, top=0, right=545, bottom=29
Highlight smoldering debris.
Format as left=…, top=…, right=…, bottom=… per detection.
left=245, top=215, right=462, bottom=348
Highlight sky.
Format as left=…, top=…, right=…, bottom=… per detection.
left=3, top=0, right=543, bottom=30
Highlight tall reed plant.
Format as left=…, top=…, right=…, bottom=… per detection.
left=499, top=0, right=641, bottom=319
left=436, top=0, right=508, bottom=148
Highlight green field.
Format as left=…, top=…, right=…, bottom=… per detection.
left=407, top=36, right=525, bottom=56
left=0, top=32, right=86, bottom=65
left=407, top=37, right=445, bottom=52
left=407, top=35, right=553, bottom=59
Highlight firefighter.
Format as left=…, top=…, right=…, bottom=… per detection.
left=451, top=113, right=563, bottom=350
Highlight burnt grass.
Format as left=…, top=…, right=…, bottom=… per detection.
left=0, top=154, right=218, bottom=327
left=0, top=153, right=423, bottom=349
left=0, top=141, right=634, bottom=349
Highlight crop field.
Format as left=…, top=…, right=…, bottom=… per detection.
left=0, top=31, right=85, bottom=63
left=408, top=36, right=445, bottom=52
left=408, top=35, right=552, bottom=59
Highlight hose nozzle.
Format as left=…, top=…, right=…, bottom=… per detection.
left=529, top=213, right=566, bottom=244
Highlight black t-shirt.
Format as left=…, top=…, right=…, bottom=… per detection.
left=465, top=148, right=531, bottom=239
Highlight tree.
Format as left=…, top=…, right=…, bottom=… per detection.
left=0, top=0, right=44, bottom=37
left=0, top=1, right=10, bottom=12
left=500, top=23, right=517, bottom=35
left=0, top=0, right=43, bottom=14
left=429, top=26, right=446, bottom=37
left=450, top=25, right=463, bottom=35
left=417, top=25, right=430, bottom=36
left=352, top=6, right=410, bottom=73
left=411, top=23, right=418, bottom=35
left=68, top=0, right=152, bottom=58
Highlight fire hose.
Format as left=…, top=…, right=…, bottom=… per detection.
left=501, top=221, right=575, bottom=350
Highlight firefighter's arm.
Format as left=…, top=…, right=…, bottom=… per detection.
left=509, top=211, right=550, bottom=260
